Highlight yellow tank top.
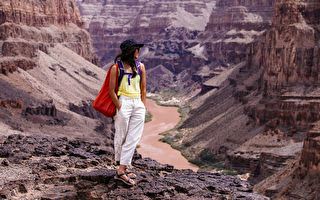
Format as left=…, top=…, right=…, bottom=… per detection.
left=117, top=71, right=141, bottom=98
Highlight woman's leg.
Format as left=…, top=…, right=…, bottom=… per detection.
left=114, top=96, right=136, bottom=185
left=114, top=96, right=130, bottom=163
left=119, top=99, right=145, bottom=166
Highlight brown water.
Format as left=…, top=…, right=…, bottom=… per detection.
left=138, top=99, right=199, bottom=171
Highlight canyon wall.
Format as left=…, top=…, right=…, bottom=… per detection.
left=81, top=0, right=319, bottom=198
left=163, top=1, right=320, bottom=198
left=77, top=0, right=273, bottom=93
left=0, top=0, right=98, bottom=76
left=201, top=0, right=273, bottom=67
left=261, top=0, right=320, bottom=94
left=78, top=0, right=216, bottom=92
left=245, top=0, right=320, bottom=132
left=0, top=0, right=111, bottom=142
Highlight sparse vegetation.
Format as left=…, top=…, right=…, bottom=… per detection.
left=223, top=169, right=238, bottom=176
left=160, top=90, right=179, bottom=101
left=145, top=111, right=152, bottom=123
left=174, top=132, right=183, bottom=139
left=150, top=94, right=238, bottom=174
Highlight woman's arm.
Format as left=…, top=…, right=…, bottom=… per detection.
left=109, top=64, right=121, bottom=110
left=140, top=63, right=147, bottom=107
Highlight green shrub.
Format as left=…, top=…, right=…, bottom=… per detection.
left=174, top=133, right=183, bottom=140
left=223, top=169, right=238, bottom=176
left=199, top=148, right=217, bottom=163
left=145, top=111, right=152, bottom=123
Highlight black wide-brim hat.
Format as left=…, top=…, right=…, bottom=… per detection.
left=120, top=39, right=144, bottom=51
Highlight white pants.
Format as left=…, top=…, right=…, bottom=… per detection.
left=114, top=95, right=146, bottom=166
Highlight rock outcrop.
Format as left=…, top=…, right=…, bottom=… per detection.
left=0, top=0, right=98, bottom=76
left=254, top=123, right=320, bottom=200
left=300, top=123, right=320, bottom=176
left=0, top=134, right=268, bottom=200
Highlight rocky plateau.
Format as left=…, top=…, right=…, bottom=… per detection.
left=0, top=134, right=268, bottom=199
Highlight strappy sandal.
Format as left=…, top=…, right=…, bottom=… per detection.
left=114, top=172, right=135, bottom=186
left=125, top=170, right=137, bottom=179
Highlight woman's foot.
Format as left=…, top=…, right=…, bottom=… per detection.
left=125, top=168, right=137, bottom=179
left=115, top=170, right=135, bottom=186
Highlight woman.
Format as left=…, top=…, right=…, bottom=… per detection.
left=109, top=39, right=146, bottom=186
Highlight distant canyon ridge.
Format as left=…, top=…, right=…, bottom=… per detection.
left=77, top=0, right=273, bottom=93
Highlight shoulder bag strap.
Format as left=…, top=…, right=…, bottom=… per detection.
left=135, top=60, right=141, bottom=76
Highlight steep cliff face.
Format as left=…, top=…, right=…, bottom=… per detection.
left=300, top=122, right=320, bottom=176
left=260, top=0, right=320, bottom=95
left=230, top=0, right=320, bottom=198
left=162, top=1, right=320, bottom=197
left=244, top=0, right=320, bottom=131
left=0, top=0, right=83, bottom=26
left=201, top=0, right=273, bottom=67
left=0, top=0, right=98, bottom=75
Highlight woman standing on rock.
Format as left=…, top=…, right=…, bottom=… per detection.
left=109, top=39, right=146, bottom=186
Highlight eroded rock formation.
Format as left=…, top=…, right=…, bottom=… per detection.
left=0, top=0, right=111, bottom=144
left=161, top=1, right=320, bottom=198
left=0, top=0, right=98, bottom=75
left=201, top=0, right=273, bottom=66
left=222, top=0, right=320, bottom=198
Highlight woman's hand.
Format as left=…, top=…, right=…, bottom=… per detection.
left=117, top=104, right=121, bottom=111
left=140, top=63, right=147, bottom=107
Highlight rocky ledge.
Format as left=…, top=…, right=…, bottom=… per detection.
left=0, top=134, right=268, bottom=200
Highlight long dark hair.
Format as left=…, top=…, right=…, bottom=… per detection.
left=114, top=46, right=139, bottom=78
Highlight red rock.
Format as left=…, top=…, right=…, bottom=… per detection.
left=0, top=0, right=99, bottom=75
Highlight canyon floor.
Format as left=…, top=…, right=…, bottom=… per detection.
left=138, top=99, right=198, bottom=171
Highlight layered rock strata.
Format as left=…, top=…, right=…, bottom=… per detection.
left=161, top=2, right=320, bottom=196
left=78, top=0, right=273, bottom=93
left=261, top=0, right=320, bottom=94
left=0, top=0, right=110, bottom=140
left=300, top=123, right=320, bottom=175
left=246, top=0, right=320, bottom=135
left=255, top=123, right=320, bottom=199
left=226, top=0, right=320, bottom=175
left=226, top=0, right=320, bottom=197
left=0, top=0, right=98, bottom=76
left=78, top=0, right=216, bottom=93
left=201, top=0, right=273, bottom=67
